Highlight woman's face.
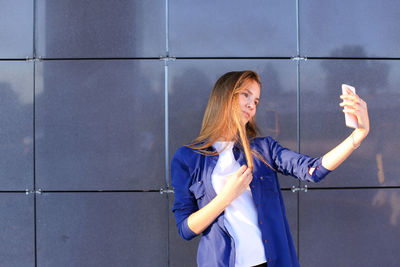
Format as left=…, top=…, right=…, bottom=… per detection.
left=238, top=79, right=260, bottom=124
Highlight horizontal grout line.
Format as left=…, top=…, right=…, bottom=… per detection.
left=306, top=57, right=400, bottom=60
left=1, top=56, right=292, bottom=61
left=281, top=186, right=400, bottom=191
left=0, top=191, right=30, bottom=193
left=174, top=57, right=292, bottom=60
left=298, top=186, right=400, bottom=190
left=42, top=190, right=163, bottom=193
left=2, top=56, right=400, bottom=61
left=40, top=57, right=161, bottom=61
left=170, top=56, right=400, bottom=61
left=0, top=58, right=32, bottom=61
left=0, top=57, right=161, bottom=61
left=0, top=189, right=164, bottom=193
left=1, top=186, right=399, bottom=194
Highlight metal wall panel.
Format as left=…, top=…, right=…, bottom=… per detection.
left=299, top=189, right=400, bottom=267
left=0, top=0, right=33, bottom=58
left=300, top=60, right=400, bottom=187
left=0, top=61, right=33, bottom=190
left=36, top=0, right=165, bottom=58
left=37, top=192, right=168, bottom=267
left=35, top=60, right=165, bottom=190
left=0, top=193, right=35, bottom=267
left=300, top=0, right=400, bottom=57
left=170, top=0, right=296, bottom=57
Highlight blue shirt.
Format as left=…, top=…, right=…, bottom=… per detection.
left=171, top=136, right=331, bottom=267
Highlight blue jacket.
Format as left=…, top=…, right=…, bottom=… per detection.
left=171, top=136, right=331, bottom=267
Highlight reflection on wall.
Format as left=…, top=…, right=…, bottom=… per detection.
left=322, top=45, right=389, bottom=97
left=0, top=63, right=33, bottom=190
left=372, top=189, right=400, bottom=227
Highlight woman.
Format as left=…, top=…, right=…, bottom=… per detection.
left=171, top=70, right=369, bottom=267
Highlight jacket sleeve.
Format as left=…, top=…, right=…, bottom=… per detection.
left=171, top=148, right=198, bottom=240
left=265, top=137, right=331, bottom=182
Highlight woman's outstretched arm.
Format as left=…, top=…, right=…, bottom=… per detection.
left=314, top=87, right=370, bottom=172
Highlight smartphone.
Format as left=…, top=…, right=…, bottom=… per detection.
left=341, top=84, right=358, bottom=128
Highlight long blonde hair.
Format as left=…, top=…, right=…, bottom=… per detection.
left=187, top=70, right=274, bottom=171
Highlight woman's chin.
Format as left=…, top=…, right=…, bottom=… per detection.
left=240, top=116, right=250, bottom=125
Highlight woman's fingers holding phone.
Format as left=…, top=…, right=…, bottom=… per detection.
left=340, top=92, right=364, bottom=110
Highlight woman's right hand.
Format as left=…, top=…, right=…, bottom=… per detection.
left=187, top=165, right=253, bottom=235
left=219, top=165, right=253, bottom=204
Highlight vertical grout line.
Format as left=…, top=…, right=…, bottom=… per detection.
left=296, top=189, right=300, bottom=261
left=34, top=194, right=38, bottom=267
left=165, top=1, right=170, bottom=267
left=164, top=0, right=170, bottom=190
left=296, top=63, right=301, bottom=154
left=296, top=58, right=301, bottom=263
left=166, top=191, right=170, bottom=267
left=295, top=0, right=301, bottom=153
left=32, top=0, right=37, bottom=196
left=34, top=191, right=38, bottom=267
left=165, top=63, right=169, bottom=188
left=165, top=60, right=170, bottom=267
left=33, top=0, right=36, bottom=59
left=164, top=0, right=170, bottom=191
left=32, top=1, right=38, bottom=266
left=33, top=61, right=38, bottom=267
left=295, top=0, right=301, bottom=262
left=33, top=58, right=38, bottom=267
left=296, top=0, right=300, bottom=56
left=165, top=0, right=169, bottom=57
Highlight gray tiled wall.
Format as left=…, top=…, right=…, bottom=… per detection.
left=1, top=0, right=399, bottom=266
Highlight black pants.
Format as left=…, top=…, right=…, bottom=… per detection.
left=252, top=262, right=268, bottom=267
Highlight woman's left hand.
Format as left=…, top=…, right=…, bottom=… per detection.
left=340, top=87, right=370, bottom=144
left=320, top=88, right=370, bottom=170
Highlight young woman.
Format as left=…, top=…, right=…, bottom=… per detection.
left=171, top=70, right=370, bottom=267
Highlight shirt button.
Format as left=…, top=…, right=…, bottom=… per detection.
left=259, top=221, right=262, bottom=224
left=264, top=239, right=267, bottom=243
left=251, top=185, right=255, bottom=188
left=268, top=258, right=271, bottom=262
left=255, top=203, right=259, bottom=207
left=260, top=176, right=264, bottom=180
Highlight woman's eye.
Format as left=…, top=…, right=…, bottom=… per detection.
left=255, top=101, right=259, bottom=106
left=242, top=92, right=248, bottom=97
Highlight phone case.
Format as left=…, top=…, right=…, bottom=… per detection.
left=341, top=84, right=358, bottom=128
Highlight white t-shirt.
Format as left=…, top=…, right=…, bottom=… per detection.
left=211, top=141, right=267, bottom=267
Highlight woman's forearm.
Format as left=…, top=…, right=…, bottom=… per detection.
left=318, top=87, right=370, bottom=172
left=187, top=165, right=252, bottom=235
left=187, top=193, right=230, bottom=235
left=321, top=128, right=368, bottom=171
